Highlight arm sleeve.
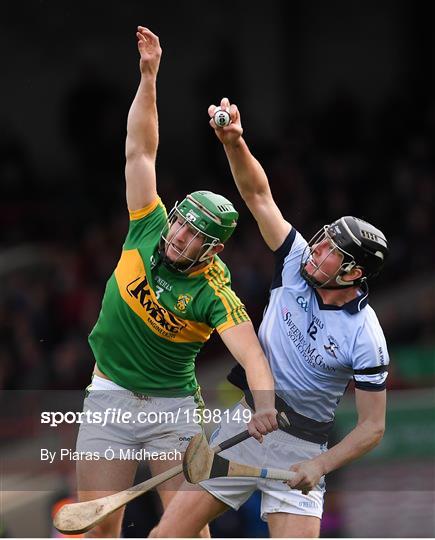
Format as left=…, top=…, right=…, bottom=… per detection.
left=205, top=265, right=250, bottom=333
left=352, top=316, right=390, bottom=391
left=123, top=197, right=167, bottom=249
left=271, top=228, right=309, bottom=290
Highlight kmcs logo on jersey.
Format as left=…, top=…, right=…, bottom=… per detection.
left=175, top=293, right=192, bottom=312
left=126, top=276, right=187, bottom=336
left=324, top=335, right=340, bottom=358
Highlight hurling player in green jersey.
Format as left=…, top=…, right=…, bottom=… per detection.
left=75, top=27, right=278, bottom=538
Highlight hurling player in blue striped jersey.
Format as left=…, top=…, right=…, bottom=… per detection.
left=151, top=98, right=389, bottom=539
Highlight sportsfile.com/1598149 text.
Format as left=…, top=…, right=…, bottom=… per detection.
left=40, top=407, right=253, bottom=428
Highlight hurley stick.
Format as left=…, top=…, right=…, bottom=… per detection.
left=53, top=428, right=253, bottom=534
left=54, top=412, right=290, bottom=534
left=183, top=432, right=297, bottom=483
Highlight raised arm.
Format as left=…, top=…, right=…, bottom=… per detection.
left=209, top=98, right=291, bottom=251
left=125, top=26, right=162, bottom=211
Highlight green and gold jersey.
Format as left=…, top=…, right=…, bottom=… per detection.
left=88, top=197, right=249, bottom=396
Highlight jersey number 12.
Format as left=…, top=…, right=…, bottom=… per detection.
left=307, top=321, right=317, bottom=340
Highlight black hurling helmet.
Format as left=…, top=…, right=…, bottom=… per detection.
left=300, top=216, right=389, bottom=289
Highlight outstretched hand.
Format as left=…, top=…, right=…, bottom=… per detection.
left=208, top=97, right=243, bottom=146
left=136, top=26, right=162, bottom=77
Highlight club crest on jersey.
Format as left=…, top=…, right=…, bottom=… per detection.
left=175, top=294, right=192, bottom=312
left=324, top=335, right=340, bottom=358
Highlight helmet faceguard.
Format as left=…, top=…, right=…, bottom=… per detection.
left=159, top=191, right=238, bottom=273
left=300, top=216, right=388, bottom=289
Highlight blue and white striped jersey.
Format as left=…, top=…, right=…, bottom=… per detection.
left=255, top=228, right=389, bottom=423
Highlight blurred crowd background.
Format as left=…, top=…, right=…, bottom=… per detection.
left=1, top=1, right=434, bottom=537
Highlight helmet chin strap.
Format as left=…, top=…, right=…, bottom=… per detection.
left=332, top=261, right=357, bottom=288
left=321, top=269, right=366, bottom=290
left=319, top=278, right=358, bottom=290
left=309, top=276, right=362, bottom=290
left=197, top=239, right=220, bottom=262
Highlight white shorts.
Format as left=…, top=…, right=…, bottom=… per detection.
left=76, top=375, right=203, bottom=458
left=200, top=403, right=326, bottom=520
